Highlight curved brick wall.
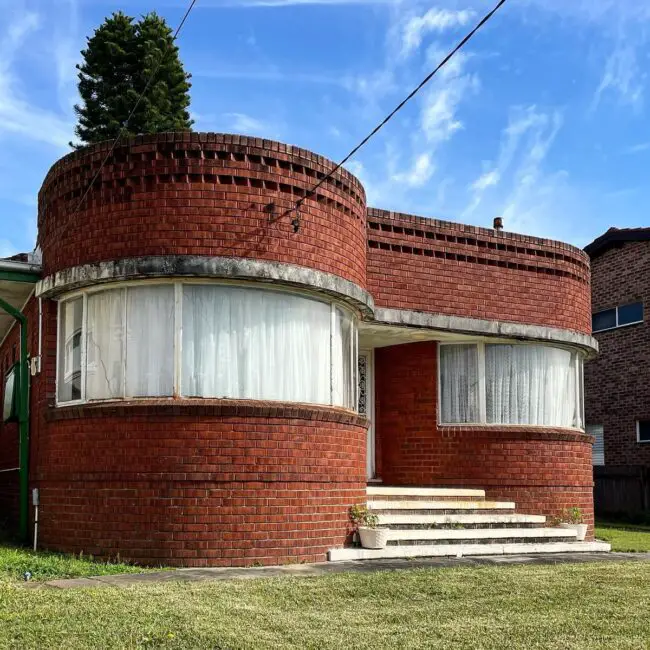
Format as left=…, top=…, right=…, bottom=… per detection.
left=375, top=342, right=595, bottom=537
left=38, top=133, right=367, bottom=288
left=34, top=403, right=367, bottom=566
left=367, top=209, right=592, bottom=335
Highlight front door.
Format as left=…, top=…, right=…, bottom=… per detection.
left=358, top=350, right=375, bottom=480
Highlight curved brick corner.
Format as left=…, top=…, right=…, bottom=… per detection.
left=38, top=133, right=367, bottom=289
left=35, top=402, right=368, bottom=566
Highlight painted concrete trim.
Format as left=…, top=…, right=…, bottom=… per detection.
left=36, top=256, right=375, bottom=317
left=374, top=307, right=599, bottom=356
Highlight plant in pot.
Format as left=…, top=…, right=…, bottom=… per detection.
left=349, top=504, right=389, bottom=549
left=557, top=507, right=588, bottom=541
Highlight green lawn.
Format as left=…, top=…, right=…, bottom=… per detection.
left=0, top=542, right=152, bottom=582
left=595, top=521, right=650, bottom=552
left=2, top=562, right=650, bottom=649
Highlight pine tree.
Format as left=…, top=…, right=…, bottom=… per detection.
left=72, top=11, right=193, bottom=147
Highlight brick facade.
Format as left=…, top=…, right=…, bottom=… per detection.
left=585, top=239, right=650, bottom=466
left=0, top=133, right=596, bottom=564
left=375, top=342, right=595, bottom=537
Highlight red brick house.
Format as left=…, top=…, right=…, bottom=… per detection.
left=585, top=228, right=650, bottom=515
left=0, top=133, right=608, bottom=566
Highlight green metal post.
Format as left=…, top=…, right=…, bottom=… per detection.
left=0, top=297, right=29, bottom=542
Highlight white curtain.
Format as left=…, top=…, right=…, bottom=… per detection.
left=126, top=285, right=174, bottom=397
left=332, top=307, right=355, bottom=408
left=182, top=286, right=332, bottom=404
left=440, top=344, right=479, bottom=423
left=486, top=345, right=577, bottom=427
left=86, top=291, right=125, bottom=400
left=58, top=298, right=83, bottom=402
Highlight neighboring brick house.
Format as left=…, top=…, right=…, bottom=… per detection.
left=0, top=133, right=608, bottom=567
left=585, top=228, right=650, bottom=515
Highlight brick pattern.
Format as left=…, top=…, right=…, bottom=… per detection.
left=585, top=240, right=650, bottom=466
left=38, top=133, right=368, bottom=288
left=367, top=209, right=592, bottom=334
left=375, top=342, right=595, bottom=537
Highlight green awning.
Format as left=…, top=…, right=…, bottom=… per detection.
left=0, top=261, right=41, bottom=342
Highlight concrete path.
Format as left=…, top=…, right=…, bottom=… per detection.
left=26, top=552, right=650, bottom=589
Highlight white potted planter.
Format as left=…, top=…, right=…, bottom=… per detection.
left=559, top=523, right=588, bottom=541
left=358, top=526, right=389, bottom=549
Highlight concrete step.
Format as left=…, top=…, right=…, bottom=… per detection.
left=368, top=500, right=515, bottom=512
left=328, top=541, right=612, bottom=562
left=367, top=486, right=486, bottom=500
left=386, top=527, right=578, bottom=544
left=377, top=513, right=547, bottom=527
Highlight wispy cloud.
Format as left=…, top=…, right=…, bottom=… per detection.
left=401, top=8, right=475, bottom=58
left=191, top=110, right=281, bottom=138
left=623, top=141, right=650, bottom=154
left=391, top=152, right=434, bottom=187
left=592, top=41, right=644, bottom=111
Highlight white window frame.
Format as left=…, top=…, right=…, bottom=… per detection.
left=55, top=279, right=359, bottom=410
left=437, top=340, right=585, bottom=430
left=592, top=302, right=643, bottom=333
left=636, top=420, right=650, bottom=444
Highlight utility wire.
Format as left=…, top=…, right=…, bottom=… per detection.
left=72, top=0, right=199, bottom=216
left=284, top=0, right=507, bottom=223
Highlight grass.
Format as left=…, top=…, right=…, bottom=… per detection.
left=595, top=520, right=650, bottom=552
left=0, top=540, right=154, bottom=582
left=2, top=562, right=650, bottom=649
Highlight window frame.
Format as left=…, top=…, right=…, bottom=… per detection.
left=592, top=302, right=643, bottom=333
left=586, top=424, right=605, bottom=465
left=437, top=340, right=585, bottom=430
left=2, top=363, right=19, bottom=423
left=55, top=279, right=359, bottom=410
left=636, top=420, right=650, bottom=444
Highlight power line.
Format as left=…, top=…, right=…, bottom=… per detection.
left=284, top=0, right=507, bottom=226
left=72, top=0, right=199, bottom=217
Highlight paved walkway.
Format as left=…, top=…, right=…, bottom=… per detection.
left=28, top=552, right=650, bottom=589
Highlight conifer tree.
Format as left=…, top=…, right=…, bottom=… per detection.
left=72, top=11, right=193, bottom=147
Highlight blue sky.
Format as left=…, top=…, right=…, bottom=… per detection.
left=1, top=0, right=650, bottom=257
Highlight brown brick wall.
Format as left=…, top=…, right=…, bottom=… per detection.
left=38, top=133, right=368, bottom=288
left=375, top=342, right=595, bottom=537
left=585, top=240, right=650, bottom=466
left=367, top=209, right=592, bottom=334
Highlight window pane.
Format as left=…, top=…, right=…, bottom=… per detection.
left=592, top=309, right=616, bottom=332
left=638, top=421, right=650, bottom=443
left=86, top=289, right=125, bottom=400
left=58, top=298, right=83, bottom=402
left=3, top=368, right=16, bottom=421
left=486, top=345, right=577, bottom=427
left=618, top=302, right=643, bottom=326
left=333, top=307, right=354, bottom=408
left=182, top=286, right=332, bottom=404
left=440, top=344, right=479, bottom=423
left=126, top=286, right=174, bottom=397
left=586, top=424, right=604, bottom=465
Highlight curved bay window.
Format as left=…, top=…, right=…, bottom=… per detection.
left=57, top=282, right=358, bottom=409
left=439, top=342, right=584, bottom=429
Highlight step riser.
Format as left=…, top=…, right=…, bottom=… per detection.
left=373, top=509, right=515, bottom=516
left=370, top=495, right=486, bottom=502
left=369, top=500, right=514, bottom=511
left=328, top=541, right=611, bottom=562
left=367, top=487, right=486, bottom=499
left=388, top=537, right=576, bottom=546
left=385, top=523, right=546, bottom=530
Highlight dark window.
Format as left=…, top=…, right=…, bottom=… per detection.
left=2, top=365, right=18, bottom=423
left=592, top=309, right=616, bottom=332
left=618, top=302, right=643, bottom=326
left=638, top=420, right=650, bottom=443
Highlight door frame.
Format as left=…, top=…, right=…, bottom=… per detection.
left=359, top=348, right=375, bottom=480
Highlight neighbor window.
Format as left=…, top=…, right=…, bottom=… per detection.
left=2, top=365, right=18, bottom=423
left=592, top=302, right=643, bottom=333
left=637, top=420, right=650, bottom=443
left=57, top=282, right=358, bottom=409
left=586, top=424, right=604, bottom=465
left=439, top=343, right=584, bottom=429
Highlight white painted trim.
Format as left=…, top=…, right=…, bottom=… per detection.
left=636, top=420, right=650, bottom=444
left=592, top=302, right=643, bottom=333
left=360, top=348, right=375, bottom=479
left=0, top=467, right=20, bottom=473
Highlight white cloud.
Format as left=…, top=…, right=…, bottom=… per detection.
left=401, top=8, right=475, bottom=57
left=471, top=169, right=500, bottom=192
left=623, top=142, right=650, bottom=154
left=593, top=42, right=644, bottom=111
left=392, top=153, right=435, bottom=187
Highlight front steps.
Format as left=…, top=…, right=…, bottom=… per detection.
left=327, top=486, right=610, bottom=562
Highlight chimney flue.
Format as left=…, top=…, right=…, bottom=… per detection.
left=493, top=216, right=503, bottom=231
